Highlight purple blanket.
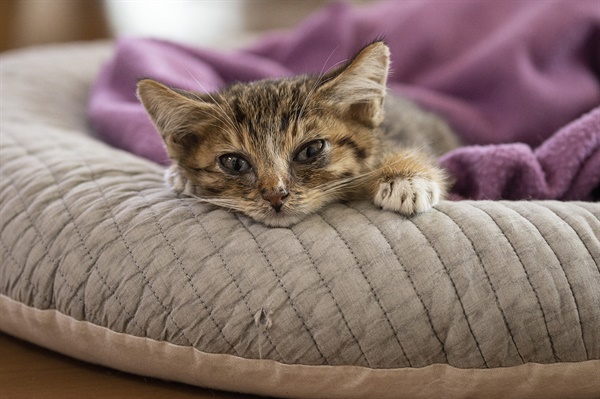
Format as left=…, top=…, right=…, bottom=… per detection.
left=88, top=0, right=600, bottom=201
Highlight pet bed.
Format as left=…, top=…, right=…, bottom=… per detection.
left=1, top=2, right=599, bottom=399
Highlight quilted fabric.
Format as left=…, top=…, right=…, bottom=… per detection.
left=1, top=43, right=599, bottom=397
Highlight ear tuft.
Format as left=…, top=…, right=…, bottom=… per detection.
left=319, top=41, right=390, bottom=126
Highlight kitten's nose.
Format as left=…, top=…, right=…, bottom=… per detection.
left=262, top=190, right=289, bottom=213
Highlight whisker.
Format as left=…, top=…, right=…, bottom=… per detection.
left=312, top=169, right=377, bottom=192
left=183, top=192, right=252, bottom=213
left=177, top=61, right=242, bottom=136
left=296, top=47, right=344, bottom=123
left=123, top=215, right=156, bottom=236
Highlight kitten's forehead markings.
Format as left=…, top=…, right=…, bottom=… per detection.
left=263, top=130, right=289, bottom=190
left=296, top=47, right=344, bottom=122
left=177, top=60, right=240, bottom=136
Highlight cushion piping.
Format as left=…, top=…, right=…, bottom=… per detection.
left=1, top=294, right=598, bottom=399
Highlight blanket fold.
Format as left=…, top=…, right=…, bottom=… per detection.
left=88, top=0, right=600, bottom=201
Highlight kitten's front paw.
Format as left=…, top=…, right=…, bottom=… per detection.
left=374, top=176, right=441, bottom=215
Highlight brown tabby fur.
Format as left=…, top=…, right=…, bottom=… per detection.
left=137, top=41, right=459, bottom=227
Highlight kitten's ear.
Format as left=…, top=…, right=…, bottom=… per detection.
left=318, top=41, right=390, bottom=127
left=137, top=79, right=216, bottom=160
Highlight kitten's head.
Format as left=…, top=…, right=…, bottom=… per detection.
left=137, top=41, right=390, bottom=226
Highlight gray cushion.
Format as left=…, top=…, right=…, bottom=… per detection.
left=1, top=42, right=599, bottom=399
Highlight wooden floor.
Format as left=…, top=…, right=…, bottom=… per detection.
left=0, top=333, right=263, bottom=399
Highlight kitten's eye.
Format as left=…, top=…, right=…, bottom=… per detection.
left=219, top=154, right=251, bottom=173
left=294, top=139, right=325, bottom=162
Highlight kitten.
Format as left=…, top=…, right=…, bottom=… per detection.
left=137, top=41, right=459, bottom=227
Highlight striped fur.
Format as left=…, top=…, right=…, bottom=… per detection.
left=138, top=41, right=459, bottom=226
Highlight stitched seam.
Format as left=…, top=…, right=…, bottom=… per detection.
left=473, top=204, right=560, bottom=362
left=8, top=136, right=145, bottom=332
left=343, top=205, right=421, bottom=366
left=128, top=189, right=240, bottom=356
left=353, top=207, right=450, bottom=364
left=183, top=200, right=285, bottom=362
left=76, top=158, right=194, bottom=346
left=316, top=214, right=377, bottom=367
left=3, top=175, right=83, bottom=311
left=0, top=237, right=49, bottom=308
left=434, top=207, right=524, bottom=364
left=320, top=210, right=415, bottom=368
left=0, top=219, right=45, bottom=307
left=88, top=187, right=190, bottom=343
left=110, top=165, right=240, bottom=355
left=235, top=214, right=329, bottom=365
left=5, top=134, right=148, bottom=336
left=409, top=216, right=490, bottom=368
left=289, top=224, right=371, bottom=367
left=573, top=203, right=600, bottom=220
left=507, top=203, right=589, bottom=359
left=544, top=204, right=599, bottom=272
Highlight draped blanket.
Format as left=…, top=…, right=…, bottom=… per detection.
left=88, top=0, right=600, bottom=201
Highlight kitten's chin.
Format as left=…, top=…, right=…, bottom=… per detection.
left=247, top=210, right=308, bottom=228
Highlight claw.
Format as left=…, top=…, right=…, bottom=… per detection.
left=374, top=176, right=440, bottom=215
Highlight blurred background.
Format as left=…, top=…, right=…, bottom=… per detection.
left=0, top=0, right=372, bottom=53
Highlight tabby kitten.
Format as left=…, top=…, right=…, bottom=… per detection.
left=137, top=41, right=458, bottom=227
